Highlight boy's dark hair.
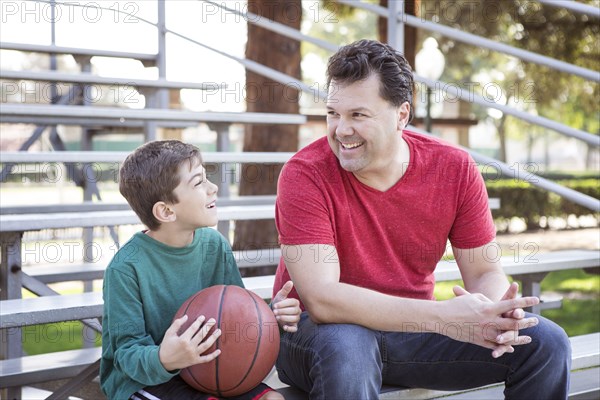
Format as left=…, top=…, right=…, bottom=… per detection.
left=326, top=39, right=414, bottom=122
left=119, top=140, right=202, bottom=230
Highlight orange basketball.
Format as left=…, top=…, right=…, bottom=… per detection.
left=173, top=285, right=280, bottom=397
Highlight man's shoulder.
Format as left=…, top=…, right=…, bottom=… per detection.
left=290, top=136, right=333, bottom=164
left=404, top=130, right=472, bottom=162
left=282, top=137, right=340, bottom=180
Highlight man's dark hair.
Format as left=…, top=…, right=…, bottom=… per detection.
left=119, top=140, right=202, bottom=230
left=327, top=39, right=414, bottom=122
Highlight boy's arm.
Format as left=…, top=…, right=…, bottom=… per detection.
left=104, top=268, right=177, bottom=385
left=221, top=236, right=245, bottom=288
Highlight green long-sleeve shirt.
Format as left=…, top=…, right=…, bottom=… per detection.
left=100, top=228, right=244, bottom=399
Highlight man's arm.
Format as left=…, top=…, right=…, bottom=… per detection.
left=453, top=242, right=510, bottom=302
left=283, top=243, right=538, bottom=354
left=282, top=244, right=442, bottom=330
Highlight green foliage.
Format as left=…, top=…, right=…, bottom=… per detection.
left=428, top=0, right=599, bottom=149
left=541, top=269, right=600, bottom=294
left=22, top=321, right=101, bottom=355
left=486, top=179, right=600, bottom=230
left=543, top=299, right=600, bottom=337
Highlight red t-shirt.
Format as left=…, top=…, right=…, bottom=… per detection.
left=273, top=130, right=496, bottom=309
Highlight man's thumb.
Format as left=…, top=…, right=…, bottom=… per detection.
left=280, top=280, right=294, bottom=297
left=453, top=285, right=469, bottom=297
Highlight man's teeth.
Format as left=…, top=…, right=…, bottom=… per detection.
left=342, top=142, right=363, bottom=149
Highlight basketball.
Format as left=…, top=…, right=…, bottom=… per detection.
left=173, top=285, right=280, bottom=397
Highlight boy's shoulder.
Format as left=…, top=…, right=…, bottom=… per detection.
left=106, top=232, right=148, bottom=275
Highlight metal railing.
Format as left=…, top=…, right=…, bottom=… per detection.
left=1, top=0, right=598, bottom=214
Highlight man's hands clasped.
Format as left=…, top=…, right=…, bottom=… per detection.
left=448, top=282, right=539, bottom=358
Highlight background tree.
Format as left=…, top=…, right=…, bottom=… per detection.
left=233, top=0, right=302, bottom=258
left=429, top=0, right=598, bottom=167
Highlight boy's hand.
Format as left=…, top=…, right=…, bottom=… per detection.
left=158, top=315, right=221, bottom=371
left=271, top=280, right=301, bottom=333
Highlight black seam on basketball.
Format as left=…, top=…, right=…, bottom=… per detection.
left=226, top=289, right=263, bottom=393
left=181, top=289, right=220, bottom=394
left=184, top=367, right=213, bottom=393
left=214, top=285, right=227, bottom=398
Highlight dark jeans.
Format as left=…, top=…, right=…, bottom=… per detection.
left=276, top=312, right=571, bottom=400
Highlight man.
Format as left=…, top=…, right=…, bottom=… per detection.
left=272, top=39, right=570, bottom=399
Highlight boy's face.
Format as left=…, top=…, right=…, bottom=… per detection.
left=169, top=160, right=219, bottom=229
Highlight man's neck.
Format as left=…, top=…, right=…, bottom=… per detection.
left=353, top=137, right=410, bottom=192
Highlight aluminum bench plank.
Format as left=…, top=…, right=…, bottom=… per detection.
left=0, top=42, right=157, bottom=62
left=0, top=69, right=223, bottom=91
left=0, top=205, right=275, bottom=231
left=0, top=104, right=307, bottom=125
left=434, top=250, right=600, bottom=281
left=571, top=333, right=600, bottom=370
left=0, top=150, right=294, bottom=163
left=0, top=196, right=277, bottom=215
left=0, top=292, right=104, bottom=328
left=0, top=347, right=101, bottom=388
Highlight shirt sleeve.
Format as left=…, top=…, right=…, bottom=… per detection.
left=221, top=236, right=245, bottom=288
left=276, top=159, right=336, bottom=246
left=448, top=157, right=496, bottom=249
left=103, top=266, right=177, bottom=386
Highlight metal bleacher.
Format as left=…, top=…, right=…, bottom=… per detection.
left=1, top=1, right=599, bottom=399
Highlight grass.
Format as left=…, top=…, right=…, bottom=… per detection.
left=21, top=270, right=600, bottom=354
left=22, top=321, right=101, bottom=355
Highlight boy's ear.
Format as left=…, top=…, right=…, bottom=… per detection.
left=152, top=201, right=176, bottom=223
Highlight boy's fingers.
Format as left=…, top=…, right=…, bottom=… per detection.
left=197, top=328, right=221, bottom=353
left=191, top=318, right=216, bottom=342
left=167, top=314, right=188, bottom=336
left=198, top=348, right=221, bottom=363
left=181, top=315, right=206, bottom=340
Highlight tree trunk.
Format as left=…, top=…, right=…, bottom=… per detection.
left=497, top=114, right=508, bottom=163
left=234, top=0, right=301, bottom=270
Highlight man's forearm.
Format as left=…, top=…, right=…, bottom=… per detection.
left=465, top=269, right=511, bottom=302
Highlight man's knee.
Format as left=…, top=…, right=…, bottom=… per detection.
left=526, top=314, right=571, bottom=365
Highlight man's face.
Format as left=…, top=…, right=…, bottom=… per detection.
left=326, top=73, right=408, bottom=177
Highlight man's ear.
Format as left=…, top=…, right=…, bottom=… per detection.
left=152, top=201, right=176, bottom=223
left=397, top=101, right=411, bottom=131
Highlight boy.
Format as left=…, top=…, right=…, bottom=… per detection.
left=101, top=140, right=300, bottom=400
